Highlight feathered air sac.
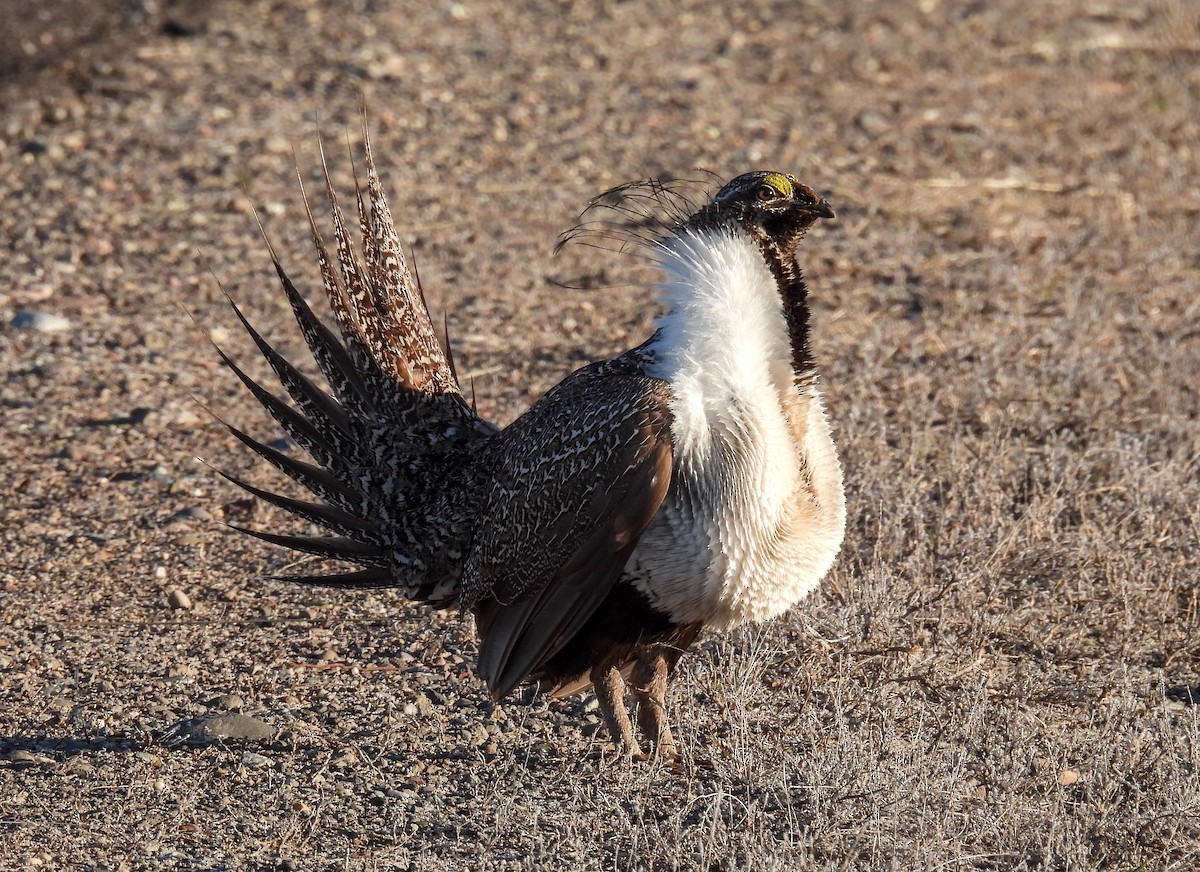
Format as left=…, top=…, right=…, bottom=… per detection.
left=212, top=132, right=846, bottom=759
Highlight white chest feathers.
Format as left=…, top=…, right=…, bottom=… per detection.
left=631, top=227, right=846, bottom=628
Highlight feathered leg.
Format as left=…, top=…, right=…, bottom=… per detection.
left=593, top=664, right=642, bottom=759
left=632, top=649, right=676, bottom=758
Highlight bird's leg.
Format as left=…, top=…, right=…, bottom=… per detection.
left=631, top=648, right=676, bottom=758
left=593, top=663, right=642, bottom=758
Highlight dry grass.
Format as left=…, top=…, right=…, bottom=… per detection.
left=1, top=0, right=1198, bottom=869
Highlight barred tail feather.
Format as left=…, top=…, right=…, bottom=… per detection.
left=270, top=255, right=375, bottom=414
left=212, top=127, right=501, bottom=595
left=294, top=131, right=490, bottom=443
left=298, top=171, right=397, bottom=412
left=359, top=128, right=462, bottom=396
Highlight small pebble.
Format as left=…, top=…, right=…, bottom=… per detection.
left=128, top=407, right=156, bottom=426
left=241, top=752, right=272, bottom=769
left=170, top=506, right=213, bottom=524
left=855, top=108, right=891, bottom=135
left=209, top=694, right=245, bottom=712
left=66, top=758, right=95, bottom=776
left=167, top=588, right=192, bottom=610
left=1058, top=769, right=1080, bottom=786
left=141, top=331, right=169, bottom=350
left=10, top=311, right=72, bottom=333
left=6, top=749, right=54, bottom=765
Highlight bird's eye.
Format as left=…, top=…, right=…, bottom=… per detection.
left=756, top=184, right=778, bottom=201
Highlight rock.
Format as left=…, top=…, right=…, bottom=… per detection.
left=169, top=506, right=213, bottom=524
left=128, top=407, right=157, bottom=426
left=10, top=311, right=72, bottom=333
left=5, top=749, right=54, bottom=765
left=167, top=588, right=192, bottom=610
left=208, top=693, right=245, bottom=712
left=66, top=758, right=95, bottom=776
left=241, top=751, right=271, bottom=769
left=162, top=713, right=278, bottom=745
left=141, top=330, right=169, bottom=350
left=855, top=108, right=891, bottom=135
left=1058, top=769, right=1080, bottom=786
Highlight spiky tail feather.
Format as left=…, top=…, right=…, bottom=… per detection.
left=213, top=125, right=494, bottom=601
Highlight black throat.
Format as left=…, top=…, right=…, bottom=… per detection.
left=757, top=236, right=814, bottom=379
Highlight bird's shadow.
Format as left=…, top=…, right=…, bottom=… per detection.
left=0, top=730, right=146, bottom=765
left=0, top=721, right=295, bottom=767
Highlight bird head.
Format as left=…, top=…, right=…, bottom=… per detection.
left=554, top=171, right=833, bottom=273
left=697, top=171, right=834, bottom=264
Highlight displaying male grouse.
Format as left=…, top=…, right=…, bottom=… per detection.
left=213, top=131, right=846, bottom=758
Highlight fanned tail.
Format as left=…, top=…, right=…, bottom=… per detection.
left=302, top=126, right=473, bottom=413
left=211, top=126, right=496, bottom=598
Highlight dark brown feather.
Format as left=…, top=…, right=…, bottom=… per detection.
left=269, top=567, right=397, bottom=588
left=219, top=420, right=361, bottom=515
left=228, top=525, right=388, bottom=565
left=225, top=296, right=352, bottom=434
left=215, top=468, right=382, bottom=544
left=469, top=358, right=673, bottom=696
left=210, top=338, right=360, bottom=480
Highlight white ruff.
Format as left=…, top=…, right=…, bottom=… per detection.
left=630, top=226, right=846, bottom=628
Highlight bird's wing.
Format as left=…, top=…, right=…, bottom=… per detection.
left=469, top=359, right=674, bottom=698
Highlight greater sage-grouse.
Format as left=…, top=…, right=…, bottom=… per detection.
left=214, top=134, right=846, bottom=758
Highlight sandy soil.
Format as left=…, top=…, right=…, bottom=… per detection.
left=2, top=0, right=1198, bottom=868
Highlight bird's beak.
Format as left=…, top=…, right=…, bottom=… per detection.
left=800, top=198, right=835, bottom=220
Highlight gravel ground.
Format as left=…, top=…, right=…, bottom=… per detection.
left=2, top=1, right=1199, bottom=869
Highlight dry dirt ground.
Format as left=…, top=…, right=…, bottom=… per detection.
left=2, top=0, right=1198, bottom=869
